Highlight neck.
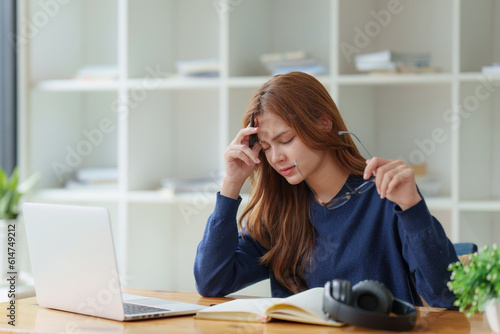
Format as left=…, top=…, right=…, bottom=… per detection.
left=306, top=155, right=350, bottom=205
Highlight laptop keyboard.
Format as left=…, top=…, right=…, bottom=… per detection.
left=123, top=302, right=171, bottom=315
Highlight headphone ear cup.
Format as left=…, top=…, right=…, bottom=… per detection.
left=352, top=280, right=394, bottom=314
left=330, top=279, right=353, bottom=305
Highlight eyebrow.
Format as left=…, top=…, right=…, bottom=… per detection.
left=259, top=129, right=292, bottom=143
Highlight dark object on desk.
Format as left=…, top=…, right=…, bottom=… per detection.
left=323, top=279, right=417, bottom=332
left=453, top=242, right=478, bottom=256
left=249, top=112, right=258, bottom=149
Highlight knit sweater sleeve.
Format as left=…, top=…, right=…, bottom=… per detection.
left=396, top=199, right=459, bottom=308
left=193, top=192, right=269, bottom=297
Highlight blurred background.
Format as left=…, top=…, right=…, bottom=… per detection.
left=1, top=0, right=499, bottom=299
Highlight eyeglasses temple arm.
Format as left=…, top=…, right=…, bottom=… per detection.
left=294, top=159, right=319, bottom=198
left=338, top=131, right=373, bottom=159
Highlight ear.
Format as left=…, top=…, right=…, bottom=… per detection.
left=318, top=114, right=333, bottom=131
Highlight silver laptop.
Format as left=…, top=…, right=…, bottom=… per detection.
left=23, top=202, right=205, bottom=321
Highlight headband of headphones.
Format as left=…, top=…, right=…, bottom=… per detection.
left=323, top=279, right=417, bottom=332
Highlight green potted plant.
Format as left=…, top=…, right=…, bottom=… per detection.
left=1, top=167, right=40, bottom=281
left=448, top=244, right=500, bottom=332
left=0, top=167, right=40, bottom=219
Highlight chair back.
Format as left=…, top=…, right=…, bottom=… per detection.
left=453, top=242, right=478, bottom=256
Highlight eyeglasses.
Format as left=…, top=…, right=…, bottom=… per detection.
left=294, top=131, right=375, bottom=210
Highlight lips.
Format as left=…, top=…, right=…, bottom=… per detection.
left=280, top=166, right=295, bottom=176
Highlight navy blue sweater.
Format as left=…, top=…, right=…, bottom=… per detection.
left=194, top=175, right=458, bottom=308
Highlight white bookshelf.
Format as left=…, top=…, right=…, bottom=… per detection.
left=18, top=0, right=500, bottom=295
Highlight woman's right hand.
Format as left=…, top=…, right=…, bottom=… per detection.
left=220, top=126, right=261, bottom=199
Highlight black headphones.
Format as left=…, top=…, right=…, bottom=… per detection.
left=323, top=279, right=417, bottom=331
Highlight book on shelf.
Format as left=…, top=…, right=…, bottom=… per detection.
left=160, top=173, right=222, bottom=195
left=262, top=58, right=318, bottom=71
left=64, top=180, right=118, bottom=190
left=482, top=63, right=500, bottom=74
left=75, top=167, right=118, bottom=183
left=175, top=58, right=220, bottom=77
left=65, top=167, right=119, bottom=190
left=259, top=50, right=308, bottom=63
left=195, top=287, right=343, bottom=327
left=355, top=61, right=397, bottom=72
left=260, top=50, right=328, bottom=76
left=271, top=64, right=328, bottom=76
left=367, top=66, right=440, bottom=75
left=73, top=65, right=118, bottom=81
left=355, top=50, right=433, bottom=73
left=355, top=50, right=431, bottom=65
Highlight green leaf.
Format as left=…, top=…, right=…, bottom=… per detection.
left=0, top=168, right=7, bottom=201
left=17, top=172, right=41, bottom=194
left=0, top=168, right=6, bottom=190
left=0, top=190, right=14, bottom=219
left=447, top=245, right=500, bottom=314
left=0, top=167, right=40, bottom=219
left=8, top=167, right=19, bottom=190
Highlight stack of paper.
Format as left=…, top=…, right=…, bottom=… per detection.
left=260, top=50, right=328, bottom=76
left=160, top=172, right=223, bottom=195
left=74, top=65, right=118, bottom=81
left=175, top=58, right=220, bottom=77
left=354, top=50, right=433, bottom=73
left=482, top=63, right=500, bottom=74
left=65, top=167, right=118, bottom=190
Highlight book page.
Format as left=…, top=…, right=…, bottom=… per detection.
left=196, top=298, right=280, bottom=323
left=265, top=288, right=343, bottom=327
left=196, top=288, right=343, bottom=327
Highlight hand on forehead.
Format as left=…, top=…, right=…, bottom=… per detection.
left=255, top=112, right=293, bottom=143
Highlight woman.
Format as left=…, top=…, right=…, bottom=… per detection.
left=194, top=71, right=458, bottom=308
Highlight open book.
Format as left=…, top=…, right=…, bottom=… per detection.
left=196, top=287, right=344, bottom=327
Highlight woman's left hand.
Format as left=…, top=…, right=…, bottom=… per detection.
left=364, top=157, right=422, bottom=211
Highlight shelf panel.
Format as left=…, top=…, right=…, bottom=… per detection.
left=126, top=190, right=214, bottom=204
left=29, top=187, right=451, bottom=211
left=228, top=75, right=332, bottom=88
left=337, top=73, right=454, bottom=85
left=459, top=200, right=500, bottom=212
left=35, top=78, right=222, bottom=92
left=127, top=191, right=251, bottom=204
left=425, top=197, right=453, bottom=210
left=35, top=80, right=120, bottom=91
left=127, top=77, right=221, bottom=90
left=26, top=189, right=251, bottom=205
left=28, top=189, right=123, bottom=202
left=36, top=72, right=479, bottom=92
left=34, top=76, right=323, bottom=92
left=459, top=72, right=500, bottom=82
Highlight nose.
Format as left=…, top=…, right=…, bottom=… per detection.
left=269, top=146, right=285, bottom=165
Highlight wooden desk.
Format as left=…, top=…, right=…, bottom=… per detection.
left=0, top=289, right=492, bottom=333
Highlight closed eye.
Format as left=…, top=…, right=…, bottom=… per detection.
left=261, top=136, right=294, bottom=152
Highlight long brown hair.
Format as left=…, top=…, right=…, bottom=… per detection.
left=239, top=72, right=366, bottom=294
